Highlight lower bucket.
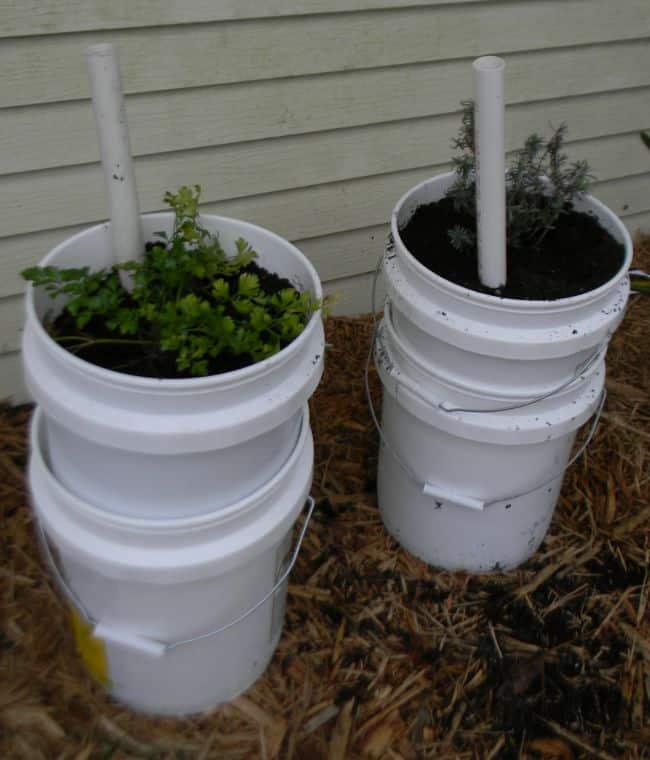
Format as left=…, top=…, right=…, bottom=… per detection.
left=374, top=309, right=605, bottom=572
left=28, top=405, right=314, bottom=716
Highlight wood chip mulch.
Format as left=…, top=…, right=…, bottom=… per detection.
left=1, top=236, right=649, bottom=759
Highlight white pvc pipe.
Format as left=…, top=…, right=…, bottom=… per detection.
left=473, top=56, right=507, bottom=290
left=86, top=43, right=143, bottom=288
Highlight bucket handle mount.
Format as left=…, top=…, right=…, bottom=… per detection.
left=36, top=495, right=316, bottom=655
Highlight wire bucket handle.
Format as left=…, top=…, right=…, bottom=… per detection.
left=35, top=496, right=316, bottom=654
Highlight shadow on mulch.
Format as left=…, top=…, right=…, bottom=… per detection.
left=1, top=236, right=649, bottom=759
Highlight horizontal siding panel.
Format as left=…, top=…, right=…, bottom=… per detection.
left=2, top=1, right=649, bottom=107
left=2, top=105, right=648, bottom=241
left=3, top=172, right=648, bottom=354
left=569, top=135, right=650, bottom=186
left=0, top=296, right=24, bottom=354
left=316, top=174, right=650, bottom=302
left=301, top=224, right=387, bottom=282
left=1, top=122, right=646, bottom=299
left=324, top=270, right=383, bottom=316
left=0, top=0, right=481, bottom=37
left=0, top=352, right=25, bottom=404
left=0, top=165, right=443, bottom=298
left=4, top=43, right=650, bottom=174
left=592, top=174, right=650, bottom=220
left=0, top=116, right=463, bottom=237
left=306, top=172, right=650, bottom=286
left=625, top=210, right=650, bottom=235
left=303, top=173, right=650, bottom=284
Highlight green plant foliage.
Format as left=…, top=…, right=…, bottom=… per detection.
left=446, top=101, right=593, bottom=252
left=448, top=224, right=475, bottom=253
left=23, top=186, right=323, bottom=377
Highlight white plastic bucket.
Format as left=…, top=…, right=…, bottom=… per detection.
left=372, top=172, right=631, bottom=571
left=386, top=172, right=632, bottom=399
left=29, top=404, right=314, bottom=716
left=23, top=213, right=324, bottom=518
left=374, top=307, right=604, bottom=572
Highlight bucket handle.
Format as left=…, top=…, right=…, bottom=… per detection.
left=437, top=339, right=607, bottom=414
left=376, top=313, right=605, bottom=425
left=365, top=248, right=606, bottom=511
left=35, top=495, right=316, bottom=654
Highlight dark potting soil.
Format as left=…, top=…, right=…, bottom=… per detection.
left=399, top=196, right=626, bottom=300
left=467, top=564, right=630, bottom=757
left=49, top=259, right=300, bottom=379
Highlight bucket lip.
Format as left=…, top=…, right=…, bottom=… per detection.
left=378, top=351, right=605, bottom=445
left=30, top=411, right=314, bottom=582
left=381, top=302, right=602, bottom=405
left=30, top=402, right=310, bottom=535
left=26, top=212, right=323, bottom=391
left=376, top=310, right=605, bottom=445
left=391, top=171, right=633, bottom=310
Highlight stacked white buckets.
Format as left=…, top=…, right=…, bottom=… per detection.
left=24, top=213, right=324, bottom=714
left=374, top=173, right=632, bottom=572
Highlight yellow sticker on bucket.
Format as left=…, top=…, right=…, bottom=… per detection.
left=69, top=609, right=110, bottom=687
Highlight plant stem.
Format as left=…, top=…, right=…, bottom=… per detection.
left=56, top=335, right=95, bottom=344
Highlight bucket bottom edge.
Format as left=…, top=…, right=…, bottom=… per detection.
left=96, top=630, right=282, bottom=718
left=379, top=510, right=544, bottom=574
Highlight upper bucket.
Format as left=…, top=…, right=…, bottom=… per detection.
left=385, top=172, right=632, bottom=399
left=23, top=213, right=324, bottom=518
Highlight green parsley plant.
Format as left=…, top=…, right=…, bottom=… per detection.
left=23, top=186, right=323, bottom=377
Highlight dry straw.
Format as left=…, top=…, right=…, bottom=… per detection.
left=1, top=235, right=649, bottom=758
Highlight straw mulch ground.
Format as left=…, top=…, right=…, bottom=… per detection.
left=1, top=237, right=649, bottom=760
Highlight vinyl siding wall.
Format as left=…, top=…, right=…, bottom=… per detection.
left=1, top=0, right=649, bottom=401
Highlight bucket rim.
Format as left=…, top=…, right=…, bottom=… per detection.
left=30, top=403, right=311, bottom=535
left=29, top=408, right=314, bottom=582
left=381, top=301, right=602, bottom=405
left=375, top=315, right=606, bottom=445
left=391, top=171, right=633, bottom=310
left=25, top=212, right=323, bottom=391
